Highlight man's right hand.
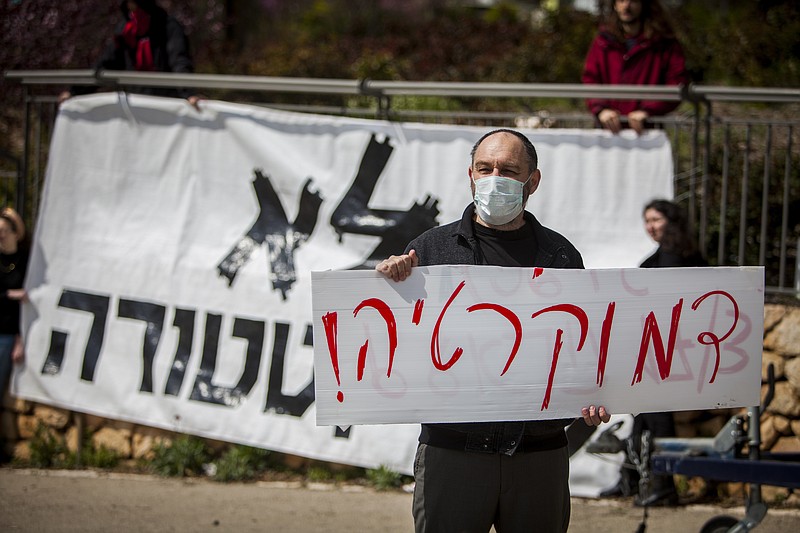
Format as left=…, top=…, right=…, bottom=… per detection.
left=376, top=249, right=418, bottom=282
left=598, top=108, right=622, bottom=133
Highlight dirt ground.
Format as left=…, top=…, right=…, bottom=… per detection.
left=1, top=467, right=799, bottom=532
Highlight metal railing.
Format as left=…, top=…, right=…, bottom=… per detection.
left=4, top=70, right=799, bottom=298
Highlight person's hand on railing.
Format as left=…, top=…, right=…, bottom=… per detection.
left=627, top=110, right=650, bottom=134
left=598, top=108, right=622, bottom=133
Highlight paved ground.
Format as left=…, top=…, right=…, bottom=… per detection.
left=1, top=467, right=799, bottom=532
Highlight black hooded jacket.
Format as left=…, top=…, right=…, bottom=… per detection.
left=74, top=0, right=193, bottom=97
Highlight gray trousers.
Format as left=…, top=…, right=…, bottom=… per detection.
left=412, top=443, right=570, bottom=533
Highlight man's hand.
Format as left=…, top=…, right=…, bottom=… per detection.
left=598, top=109, right=622, bottom=133
left=187, top=95, right=203, bottom=111
left=6, top=288, right=28, bottom=302
left=376, top=249, right=418, bottom=282
left=627, top=110, right=649, bottom=134
left=12, top=334, right=24, bottom=365
left=581, top=405, right=611, bottom=426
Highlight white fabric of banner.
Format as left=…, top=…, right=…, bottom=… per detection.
left=16, top=93, right=672, bottom=480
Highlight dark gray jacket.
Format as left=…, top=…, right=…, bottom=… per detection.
left=406, top=204, right=584, bottom=455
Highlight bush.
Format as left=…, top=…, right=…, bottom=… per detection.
left=212, top=444, right=271, bottom=482
left=366, top=465, right=403, bottom=491
left=28, top=423, right=70, bottom=468
left=150, top=436, right=210, bottom=477
left=26, top=423, right=120, bottom=469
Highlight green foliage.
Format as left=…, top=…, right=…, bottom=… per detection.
left=212, top=444, right=271, bottom=482
left=85, top=445, right=121, bottom=469
left=150, top=435, right=210, bottom=477
left=26, top=423, right=120, bottom=469
left=28, top=423, right=70, bottom=468
left=366, top=465, right=403, bottom=491
left=306, top=465, right=333, bottom=482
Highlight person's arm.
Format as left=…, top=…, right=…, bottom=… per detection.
left=65, top=35, right=127, bottom=100
left=11, top=334, right=24, bottom=365
left=639, top=39, right=688, bottom=117
left=165, top=17, right=194, bottom=74
left=375, top=249, right=418, bottom=282
left=164, top=17, right=201, bottom=104
left=581, top=36, right=615, bottom=118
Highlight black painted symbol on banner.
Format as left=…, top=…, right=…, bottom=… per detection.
left=41, top=290, right=110, bottom=381
left=330, top=134, right=440, bottom=269
left=39, top=290, right=326, bottom=428
left=190, top=314, right=265, bottom=407
left=265, top=323, right=315, bottom=416
left=165, top=308, right=195, bottom=397
left=217, top=170, right=323, bottom=300
left=118, top=299, right=166, bottom=393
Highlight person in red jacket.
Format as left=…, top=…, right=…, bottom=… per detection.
left=582, top=0, right=688, bottom=134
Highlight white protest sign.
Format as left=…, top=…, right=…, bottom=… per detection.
left=312, top=265, right=764, bottom=426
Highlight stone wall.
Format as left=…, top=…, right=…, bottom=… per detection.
left=2, top=304, right=799, bottom=493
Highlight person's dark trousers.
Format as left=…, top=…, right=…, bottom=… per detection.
left=412, top=443, right=570, bottom=533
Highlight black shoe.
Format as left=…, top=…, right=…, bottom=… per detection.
left=634, top=490, right=679, bottom=507
left=599, top=483, right=624, bottom=498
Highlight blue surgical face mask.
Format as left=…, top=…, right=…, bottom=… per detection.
left=472, top=175, right=531, bottom=226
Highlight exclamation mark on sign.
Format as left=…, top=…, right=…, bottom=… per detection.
left=321, top=312, right=344, bottom=402
left=412, top=299, right=425, bottom=325
left=532, top=267, right=544, bottom=280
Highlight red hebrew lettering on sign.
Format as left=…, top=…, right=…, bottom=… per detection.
left=466, top=303, right=522, bottom=376
left=692, top=290, right=740, bottom=383
left=353, top=298, right=398, bottom=380
left=530, top=304, right=589, bottom=410
left=631, top=299, right=684, bottom=386
left=596, top=301, right=616, bottom=387
left=431, top=280, right=467, bottom=371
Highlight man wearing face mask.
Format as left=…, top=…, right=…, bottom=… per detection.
left=377, top=129, right=611, bottom=533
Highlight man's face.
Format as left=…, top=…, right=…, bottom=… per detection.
left=614, top=0, right=643, bottom=24
left=468, top=132, right=539, bottom=200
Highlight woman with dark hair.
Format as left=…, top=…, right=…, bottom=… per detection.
left=641, top=198, right=706, bottom=268
left=582, top=0, right=689, bottom=134
left=600, top=198, right=705, bottom=505
left=0, top=207, right=28, bottom=462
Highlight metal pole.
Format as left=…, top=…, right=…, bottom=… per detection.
left=758, top=126, right=772, bottom=266
left=19, top=86, right=30, bottom=219
left=778, top=127, right=792, bottom=289
left=718, top=123, right=730, bottom=265
left=75, top=412, right=84, bottom=468
left=738, top=126, right=751, bottom=266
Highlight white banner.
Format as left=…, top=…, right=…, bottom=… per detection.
left=312, top=266, right=763, bottom=426
left=17, top=93, right=673, bottom=476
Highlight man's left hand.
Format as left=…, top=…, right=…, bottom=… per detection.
left=581, top=405, right=611, bottom=426
left=627, top=110, right=649, bottom=134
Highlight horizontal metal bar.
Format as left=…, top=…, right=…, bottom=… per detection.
left=694, top=85, right=800, bottom=103
left=652, top=454, right=800, bottom=489
left=4, top=69, right=98, bottom=85
left=9, top=70, right=799, bottom=104
left=97, top=71, right=363, bottom=94
left=368, top=81, right=683, bottom=100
